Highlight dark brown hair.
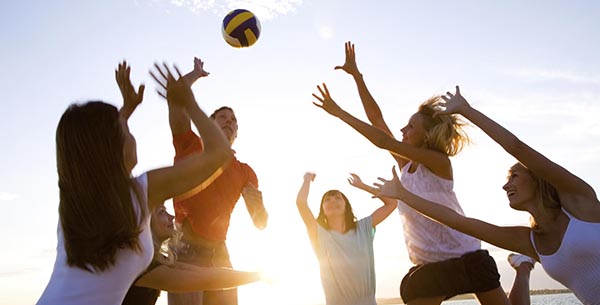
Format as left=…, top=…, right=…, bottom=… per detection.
left=56, top=101, right=144, bottom=272
left=316, top=190, right=357, bottom=232
left=210, top=106, right=234, bottom=119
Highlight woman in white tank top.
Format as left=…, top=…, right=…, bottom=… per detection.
left=36, top=61, right=232, bottom=305
left=312, top=41, right=511, bottom=305
left=374, top=86, right=600, bottom=305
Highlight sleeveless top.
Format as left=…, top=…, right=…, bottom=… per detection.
left=532, top=209, right=600, bottom=305
left=316, top=216, right=377, bottom=305
left=37, top=174, right=154, bottom=305
left=399, top=161, right=480, bottom=265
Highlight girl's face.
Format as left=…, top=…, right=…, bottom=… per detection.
left=322, top=192, right=347, bottom=218
left=120, top=118, right=137, bottom=172
left=503, top=167, right=537, bottom=210
left=400, top=113, right=428, bottom=147
left=151, top=205, right=175, bottom=242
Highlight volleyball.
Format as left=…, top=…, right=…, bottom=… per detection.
left=221, top=9, right=261, bottom=48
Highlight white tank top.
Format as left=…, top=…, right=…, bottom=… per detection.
left=399, top=162, right=480, bottom=265
left=36, top=174, right=153, bottom=305
left=532, top=209, right=600, bottom=305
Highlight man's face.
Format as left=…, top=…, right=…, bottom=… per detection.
left=212, top=108, right=238, bottom=144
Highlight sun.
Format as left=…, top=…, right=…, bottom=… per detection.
left=226, top=206, right=326, bottom=305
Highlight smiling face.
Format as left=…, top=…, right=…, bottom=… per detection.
left=400, top=113, right=428, bottom=148
left=151, top=205, right=175, bottom=242
left=211, top=107, right=238, bottom=145
left=503, top=164, right=538, bottom=211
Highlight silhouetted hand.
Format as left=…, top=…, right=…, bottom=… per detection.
left=312, top=83, right=344, bottom=117
left=116, top=61, right=145, bottom=119
left=150, top=63, right=195, bottom=109
left=334, top=41, right=360, bottom=76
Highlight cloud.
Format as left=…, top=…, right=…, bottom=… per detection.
left=168, top=0, right=303, bottom=20
left=509, top=68, right=600, bottom=85
left=0, top=192, right=17, bottom=201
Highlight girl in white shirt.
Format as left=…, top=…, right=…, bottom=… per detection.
left=374, top=86, right=600, bottom=305
left=37, top=61, right=232, bottom=305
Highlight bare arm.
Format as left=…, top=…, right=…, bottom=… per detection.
left=374, top=167, right=538, bottom=259
left=348, top=173, right=396, bottom=227
left=335, top=41, right=405, bottom=167
left=242, top=183, right=268, bottom=230
left=146, top=63, right=232, bottom=211
left=135, top=263, right=262, bottom=292
left=296, top=172, right=318, bottom=250
left=169, top=57, right=210, bottom=135
left=440, top=86, right=598, bottom=212
left=312, top=83, right=451, bottom=178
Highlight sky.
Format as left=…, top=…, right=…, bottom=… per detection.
left=1, top=0, right=600, bottom=304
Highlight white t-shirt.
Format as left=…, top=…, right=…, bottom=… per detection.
left=36, top=174, right=153, bottom=305
left=316, top=216, right=377, bottom=305
left=398, top=162, right=480, bottom=265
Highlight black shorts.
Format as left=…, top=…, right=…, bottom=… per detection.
left=400, top=250, right=501, bottom=303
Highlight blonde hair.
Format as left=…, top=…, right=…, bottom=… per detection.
left=417, top=96, right=470, bottom=156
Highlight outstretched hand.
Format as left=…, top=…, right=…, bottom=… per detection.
left=192, top=57, right=210, bottom=78
left=348, top=173, right=367, bottom=189
left=436, top=85, right=471, bottom=116
left=334, top=41, right=360, bottom=76
left=116, top=61, right=145, bottom=118
left=373, top=166, right=403, bottom=199
left=150, top=62, right=194, bottom=108
left=312, top=83, right=344, bottom=117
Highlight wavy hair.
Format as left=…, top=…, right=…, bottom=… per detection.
left=316, top=190, right=357, bottom=232
left=417, top=96, right=470, bottom=156
left=56, top=101, right=144, bottom=272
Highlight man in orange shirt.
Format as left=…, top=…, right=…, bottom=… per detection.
left=167, top=58, right=268, bottom=305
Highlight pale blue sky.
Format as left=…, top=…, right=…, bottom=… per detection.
left=1, top=1, right=599, bottom=304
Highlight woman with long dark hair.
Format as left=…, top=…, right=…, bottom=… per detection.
left=36, top=62, right=232, bottom=305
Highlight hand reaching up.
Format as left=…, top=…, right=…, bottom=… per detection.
left=437, top=85, right=471, bottom=116
left=116, top=61, right=145, bottom=119
left=334, top=41, right=360, bottom=76
left=348, top=173, right=368, bottom=190
left=312, top=83, right=344, bottom=117
left=150, top=63, right=195, bottom=109
left=304, top=172, right=316, bottom=182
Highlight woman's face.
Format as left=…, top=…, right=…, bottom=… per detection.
left=120, top=118, right=137, bottom=172
left=503, top=167, right=537, bottom=210
left=400, top=113, right=428, bottom=147
left=322, top=192, right=347, bottom=218
left=151, top=205, right=175, bottom=242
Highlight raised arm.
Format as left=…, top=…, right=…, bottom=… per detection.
left=335, top=41, right=405, bottom=166
left=135, top=263, right=262, bottom=292
left=116, top=61, right=145, bottom=120
left=146, top=63, right=232, bottom=211
left=312, top=83, right=449, bottom=172
left=440, top=86, right=598, bottom=209
left=296, top=172, right=318, bottom=248
left=168, top=57, right=210, bottom=135
left=374, top=167, right=538, bottom=260
left=347, top=173, right=396, bottom=227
